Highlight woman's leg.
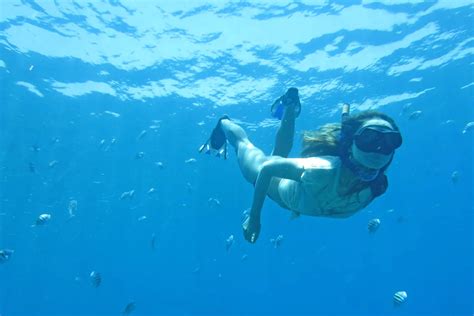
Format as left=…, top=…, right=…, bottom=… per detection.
left=220, top=119, right=270, bottom=185
left=271, top=101, right=297, bottom=157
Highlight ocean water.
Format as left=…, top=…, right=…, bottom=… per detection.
left=0, top=1, right=473, bottom=315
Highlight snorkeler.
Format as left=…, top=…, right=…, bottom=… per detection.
left=199, top=88, right=402, bottom=243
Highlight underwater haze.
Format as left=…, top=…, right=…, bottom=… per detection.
left=0, top=1, right=473, bottom=315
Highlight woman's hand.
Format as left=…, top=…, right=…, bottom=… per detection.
left=242, top=214, right=261, bottom=243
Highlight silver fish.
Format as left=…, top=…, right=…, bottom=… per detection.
left=68, top=200, right=78, bottom=218
left=408, top=110, right=422, bottom=120
left=207, top=198, right=221, bottom=207
left=0, top=249, right=14, bottom=263
left=393, top=291, right=407, bottom=306
left=225, top=235, right=234, bottom=252
left=48, top=160, right=59, bottom=168
left=120, top=190, right=135, bottom=200
left=270, top=235, right=284, bottom=248
left=89, top=271, right=102, bottom=288
left=137, top=130, right=147, bottom=140
left=122, top=301, right=136, bottom=315
left=35, top=213, right=51, bottom=226
left=451, top=171, right=459, bottom=183
left=99, top=139, right=107, bottom=149
left=462, top=121, right=474, bottom=134
left=368, top=218, right=381, bottom=233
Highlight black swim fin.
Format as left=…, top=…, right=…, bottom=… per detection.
left=198, top=115, right=230, bottom=159
left=270, top=87, right=301, bottom=120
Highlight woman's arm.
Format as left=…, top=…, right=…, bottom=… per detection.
left=243, top=158, right=305, bottom=243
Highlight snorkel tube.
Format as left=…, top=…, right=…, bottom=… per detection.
left=341, top=103, right=350, bottom=122
left=340, top=102, right=351, bottom=149
left=341, top=102, right=351, bottom=138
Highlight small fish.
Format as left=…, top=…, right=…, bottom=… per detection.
left=192, top=266, right=201, bottom=274
left=103, top=138, right=117, bottom=152
left=137, top=130, right=147, bottom=140
left=451, top=171, right=459, bottom=183
left=225, top=235, right=234, bottom=252
left=135, top=152, right=145, bottom=159
left=207, top=198, right=221, bottom=207
left=34, top=213, right=51, bottom=226
left=462, top=121, right=474, bottom=134
left=368, top=218, right=381, bottom=233
left=241, top=254, right=248, bottom=261
left=408, top=110, right=422, bottom=120
left=186, top=182, right=193, bottom=193
left=184, top=158, right=197, bottom=164
left=68, top=200, right=78, bottom=218
left=270, top=235, right=284, bottom=248
left=147, top=188, right=157, bottom=195
left=31, top=145, right=41, bottom=152
left=120, top=190, right=135, bottom=200
left=440, top=119, right=454, bottom=126
left=122, top=301, right=136, bottom=315
left=401, top=104, right=411, bottom=115
left=103, top=110, right=120, bottom=118
left=90, top=271, right=102, bottom=287
left=137, top=216, right=147, bottom=222
left=393, top=291, right=407, bottom=306
left=0, top=249, right=14, bottom=263
left=48, top=160, right=59, bottom=168
left=155, top=161, right=165, bottom=169
left=99, top=139, right=107, bottom=149
left=29, top=65, right=34, bottom=71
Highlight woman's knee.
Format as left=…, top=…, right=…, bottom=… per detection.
left=237, top=142, right=269, bottom=184
left=221, top=119, right=248, bottom=147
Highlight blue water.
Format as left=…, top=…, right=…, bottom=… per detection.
left=1, top=1, right=473, bottom=315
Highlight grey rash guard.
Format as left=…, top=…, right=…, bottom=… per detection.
left=277, top=156, right=373, bottom=217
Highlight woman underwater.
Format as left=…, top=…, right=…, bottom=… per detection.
left=199, top=88, right=403, bottom=243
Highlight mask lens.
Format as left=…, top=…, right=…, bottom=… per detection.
left=355, top=127, right=401, bottom=154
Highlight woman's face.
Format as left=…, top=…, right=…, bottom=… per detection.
left=351, top=118, right=401, bottom=169
left=351, top=142, right=393, bottom=169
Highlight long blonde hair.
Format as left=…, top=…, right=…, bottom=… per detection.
left=301, top=110, right=400, bottom=158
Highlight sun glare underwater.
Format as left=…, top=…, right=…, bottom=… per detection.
left=0, top=1, right=473, bottom=316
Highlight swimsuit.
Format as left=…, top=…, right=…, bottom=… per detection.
left=278, top=156, right=372, bottom=217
